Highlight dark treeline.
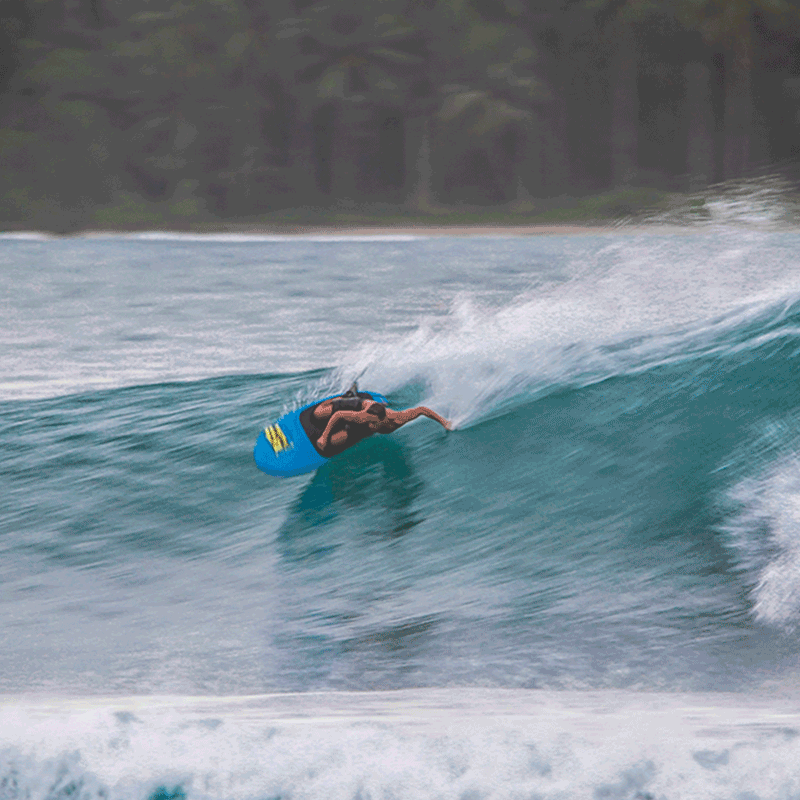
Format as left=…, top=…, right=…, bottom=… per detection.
left=1, top=0, right=799, bottom=229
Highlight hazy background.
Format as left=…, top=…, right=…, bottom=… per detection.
left=1, top=0, right=799, bottom=232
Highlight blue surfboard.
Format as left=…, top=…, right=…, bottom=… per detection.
left=253, top=390, right=389, bottom=477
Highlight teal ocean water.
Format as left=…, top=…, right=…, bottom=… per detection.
left=4, top=222, right=800, bottom=797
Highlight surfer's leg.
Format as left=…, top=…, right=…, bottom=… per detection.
left=313, top=401, right=334, bottom=421
left=317, top=426, right=349, bottom=452
left=329, top=430, right=349, bottom=448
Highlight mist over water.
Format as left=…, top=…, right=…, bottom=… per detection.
left=5, top=205, right=800, bottom=797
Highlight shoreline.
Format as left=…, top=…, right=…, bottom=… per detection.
left=249, top=223, right=613, bottom=236
left=4, top=220, right=798, bottom=238
left=3, top=222, right=689, bottom=238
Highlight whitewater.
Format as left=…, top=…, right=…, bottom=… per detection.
left=4, top=207, right=800, bottom=798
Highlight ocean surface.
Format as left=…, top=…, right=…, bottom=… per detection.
left=5, top=214, right=800, bottom=797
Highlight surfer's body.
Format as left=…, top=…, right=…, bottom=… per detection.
left=313, top=393, right=451, bottom=453
left=254, top=384, right=451, bottom=477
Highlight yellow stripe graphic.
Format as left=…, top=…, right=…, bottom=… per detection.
left=276, top=426, right=289, bottom=450
left=265, top=424, right=291, bottom=454
left=266, top=426, right=282, bottom=452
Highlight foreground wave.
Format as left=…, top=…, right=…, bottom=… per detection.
left=4, top=689, right=800, bottom=800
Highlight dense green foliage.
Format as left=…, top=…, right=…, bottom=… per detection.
left=1, top=0, right=799, bottom=230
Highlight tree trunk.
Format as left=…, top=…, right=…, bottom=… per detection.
left=684, top=62, right=715, bottom=190
left=330, top=104, right=360, bottom=206
left=404, top=114, right=435, bottom=212
left=538, top=38, right=572, bottom=197
left=512, top=115, right=541, bottom=209
left=722, top=30, right=753, bottom=180
left=542, top=90, right=570, bottom=196
left=610, top=24, right=639, bottom=187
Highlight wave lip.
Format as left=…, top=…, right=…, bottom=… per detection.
left=344, top=261, right=800, bottom=429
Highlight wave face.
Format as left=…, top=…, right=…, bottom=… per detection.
left=5, top=224, right=800, bottom=796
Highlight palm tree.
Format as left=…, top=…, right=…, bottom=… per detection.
left=1, top=0, right=119, bottom=225
left=508, top=0, right=650, bottom=192
left=570, top=0, right=658, bottom=188
left=677, top=0, right=800, bottom=180
left=683, top=60, right=715, bottom=189
left=423, top=1, right=547, bottom=204
left=273, top=1, right=425, bottom=203
left=98, top=0, right=273, bottom=212
left=0, top=1, right=29, bottom=97
left=434, top=67, right=545, bottom=204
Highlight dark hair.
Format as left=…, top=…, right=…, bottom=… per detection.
left=367, top=402, right=387, bottom=420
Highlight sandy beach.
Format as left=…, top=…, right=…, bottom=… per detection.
left=290, top=224, right=607, bottom=236
left=219, top=222, right=624, bottom=237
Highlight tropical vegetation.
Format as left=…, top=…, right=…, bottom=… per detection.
left=0, top=0, right=799, bottom=230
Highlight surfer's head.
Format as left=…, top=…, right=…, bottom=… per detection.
left=365, top=400, right=387, bottom=420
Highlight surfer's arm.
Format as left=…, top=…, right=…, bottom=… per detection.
left=387, top=406, right=452, bottom=431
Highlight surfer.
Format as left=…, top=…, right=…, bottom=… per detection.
left=313, top=386, right=452, bottom=454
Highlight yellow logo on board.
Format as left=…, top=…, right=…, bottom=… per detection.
left=265, top=423, right=292, bottom=455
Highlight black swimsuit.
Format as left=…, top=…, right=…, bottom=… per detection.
left=299, top=394, right=385, bottom=458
